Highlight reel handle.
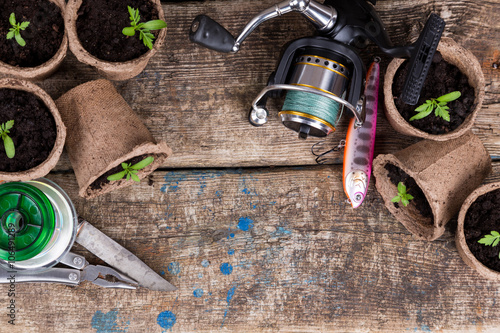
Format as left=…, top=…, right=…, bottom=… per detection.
left=189, top=15, right=236, bottom=53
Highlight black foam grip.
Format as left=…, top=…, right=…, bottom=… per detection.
left=401, top=14, right=445, bottom=105
left=189, top=15, right=235, bottom=53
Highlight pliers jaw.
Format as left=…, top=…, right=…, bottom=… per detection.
left=81, top=264, right=138, bottom=289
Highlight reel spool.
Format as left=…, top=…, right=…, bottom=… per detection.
left=0, top=179, right=77, bottom=272
left=278, top=51, right=351, bottom=139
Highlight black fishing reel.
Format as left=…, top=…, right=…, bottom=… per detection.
left=189, top=0, right=444, bottom=139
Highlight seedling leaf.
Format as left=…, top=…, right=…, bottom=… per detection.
left=410, top=91, right=461, bottom=122
left=437, top=91, right=461, bottom=103
left=122, top=6, right=166, bottom=50
left=131, top=156, right=154, bottom=170
left=391, top=182, right=413, bottom=207
left=0, top=120, right=15, bottom=159
left=141, top=20, right=167, bottom=30
left=15, top=33, right=26, bottom=47
left=107, top=156, right=155, bottom=182
left=122, top=27, right=136, bottom=36
left=7, top=12, right=30, bottom=47
left=9, top=13, right=16, bottom=26
left=107, top=170, right=127, bottom=181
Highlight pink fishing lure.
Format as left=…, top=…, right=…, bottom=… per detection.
left=343, top=59, right=379, bottom=208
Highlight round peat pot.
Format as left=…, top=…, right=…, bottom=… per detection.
left=384, top=37, right=485, bottom=141
left=373, top=131, right=491, bottom=241
left=0, top=78, right=66, bottom=181
left=0, top=0, right=68, bottom=80
left=65, top=0, right=166, bottom=80
left=457, top=182, right=500, bottom=281
left=0, top=179, right=77, bottom=272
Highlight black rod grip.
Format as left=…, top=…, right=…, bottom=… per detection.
left=189, top=15, right=236, bottom=53
left=401, top=13, right=445, bottom=105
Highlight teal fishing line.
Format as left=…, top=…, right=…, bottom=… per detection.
left=282, top=90, right=341, bottom=126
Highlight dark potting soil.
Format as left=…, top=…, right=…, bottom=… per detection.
left=392, top=51, right=475, bottom=135
left=90, top=154, right=154, bottom=191
left=76, top=0, right=160, bottom=62
left=0, top=89, right=57, bottom=172
left=464, top=189, right=500, bottom=272
left=384, top=163, right=433, bottom=223
left=0, top=0, right=64, bottom=67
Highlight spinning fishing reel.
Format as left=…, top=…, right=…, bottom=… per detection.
left=190, top=0, right=444, bottom=139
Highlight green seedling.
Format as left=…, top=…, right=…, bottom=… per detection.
left=107, top=156, right=155, bottom=182
left=409, top=91, right=461, bottom=122
left=478, top=231, right=500, bottom=259
left=7, top=13, right=30, bottom=47
left=391, top=182, right=414, bottom=207
left=122, top=6, right=166, bottom=50
left=0, top=120, right=15, bottom=159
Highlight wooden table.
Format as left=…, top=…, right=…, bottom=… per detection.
left=2, top=0, right=500, bottom=331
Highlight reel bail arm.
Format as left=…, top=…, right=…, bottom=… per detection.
left=250, top=84, right=365, bottom=128
left=190, top=0, right=337, bottom=53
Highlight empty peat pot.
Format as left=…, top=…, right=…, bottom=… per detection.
left=373, top=131, right=491, bottom=241
left=384, top=37, right=485, bottom=141
left=55, top=79, right=172, bottom=199
left=457, top=182, right=500, bottom=280
left=0, top=0, right=68, bottom=80
left=65, top=0, right=166, bottom=80
left=0, top=78, right=66, bottom=181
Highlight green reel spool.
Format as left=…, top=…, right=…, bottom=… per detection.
left=0, top=182, right=56, bottom=262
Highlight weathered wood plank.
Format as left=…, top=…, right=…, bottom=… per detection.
left=11, top=0, right=497, bottom=170
left=2, top=165, right=500, bottom=332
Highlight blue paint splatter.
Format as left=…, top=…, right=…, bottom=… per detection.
left=271, top=226, right=292, bottom=238
left=201, top=259, right=210, bottom=268
left=216, top=190, right=222, bottom=197
left=228, top=249, right=235, bottom=255
left=242, top=188, right=251, bottom=194
left=221, top=286, right=237, bottom=328
left=159, top=270, right=165, bottom=276
left=157, top=311, right=176, bottom=330
left=91, top=309, right=129, bottom=333
left=237, top=217, right=254, bottom=231
left=226, top=286, right=236, bottom=302
left=220, top=263, right=233, bottom=275
left=230, top=233, right=235, bottom=238
left=167, top=262, right=181, bottom=275
left=193, top=288, right=204, bottom=298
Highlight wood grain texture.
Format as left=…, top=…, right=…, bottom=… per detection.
left=5, top=0, right=496, bottom=170
left=2, top=166, right=500, bottom=332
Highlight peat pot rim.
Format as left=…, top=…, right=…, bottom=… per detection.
left=65, top=0, right=166, bottom=81
left=384, top=37, right=485, bottom=141
left=0, top=78, right=66, bottom=181
left=0, top=0, right=68, bottom=81
left=457, top=182, right=500, bottom=281
left=81, top=141, right=172, bottom=199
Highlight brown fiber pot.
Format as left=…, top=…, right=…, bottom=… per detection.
left=0, top=78, right=66, bottom=181
left=373, top=131, right=491, bottom=241
left=0, top=0, right=68, bottom=81
left=65, top=0, right=166, bottom=81
left=457, top=182, right=500, bottom=281
left=55, top=79, right=172, bottom=199
left=384, top=37, right=485, bottom=141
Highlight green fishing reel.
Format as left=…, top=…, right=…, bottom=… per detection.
left=0, top=179, right=77, bottom=271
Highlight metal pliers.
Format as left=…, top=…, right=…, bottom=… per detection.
left=0, top=252, right=138, bottom=289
